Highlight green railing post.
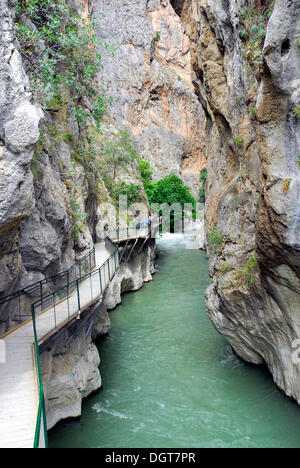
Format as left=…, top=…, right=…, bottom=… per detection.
left=76, top=280, right=81, bottom=312
left=53, top=293, right=57, bottom=330
left=67, top=285, right=70, bottom=319
left=31, top=304, right=48, bottom=449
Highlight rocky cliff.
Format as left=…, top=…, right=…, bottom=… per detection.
left=0, top=0, right=44, bottom=307
left=92, top=0, right=206, bottom=197
left=175, top=0, right=300, bottom=402
left=0, top=0, right=159, bottom=429
left=0, top=0, right=93, bottom=332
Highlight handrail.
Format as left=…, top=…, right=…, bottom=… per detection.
left=0, top=247, right=96, bottom=337
left=31, top=240, right=120, bottom=448
left=0, top=247, right=95, bottom=303
left=106, top=219, right=161, bottom=243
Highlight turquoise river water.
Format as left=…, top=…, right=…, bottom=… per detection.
left=49, top=236, right=300, bottom=448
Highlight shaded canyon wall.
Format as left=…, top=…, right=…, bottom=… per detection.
left=176, top=0, right=300, bottom=402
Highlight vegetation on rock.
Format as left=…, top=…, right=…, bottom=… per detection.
left=293, top=105, right=300, bottom=119
left=208, top=226, right=224, bottom=253
left=110, top=182, right=143, bottom=207
left=234, top=256, right=258, bottom=287
left=14, top=0, right=143, bottom=242
left=199, top=167, right=207, bottom=203
left=240, top=6, right=272, bottom=70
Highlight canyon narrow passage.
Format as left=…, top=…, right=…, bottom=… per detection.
left=49, top=236, right=300, bottom=449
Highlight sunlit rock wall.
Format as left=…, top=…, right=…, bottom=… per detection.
left=92, top=0, right=206, bottom=198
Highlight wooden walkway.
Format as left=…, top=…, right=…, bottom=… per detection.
left=0, top=242, right=111, bottom=449
left=0, top=223, right=160, bottom=448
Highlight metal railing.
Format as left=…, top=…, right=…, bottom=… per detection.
left=31, top=242, right=119, bottom=448
left=106, top=219, right=161, bottom=243
left=31, top=248, right=119, bottom=341
left=0, top=247, right=96, bottom=336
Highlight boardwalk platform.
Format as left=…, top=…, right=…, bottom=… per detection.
left=0, top=242, right=111, bottom=449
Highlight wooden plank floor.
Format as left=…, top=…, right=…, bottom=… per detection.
left=0, top=243, right=111, bottom=449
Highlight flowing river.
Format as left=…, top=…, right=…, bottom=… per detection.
left=49, top=236, right=300, bottom=448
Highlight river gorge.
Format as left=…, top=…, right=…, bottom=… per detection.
left=49, top=236, right=300, bottom=449
left=0, top=0, right=299, bottom=449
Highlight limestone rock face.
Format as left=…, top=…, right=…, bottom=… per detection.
left=4, top=101, right=43, bottom=153
left=0, top=1, right=42, bottom=306
left=178, top=0, right=300, bottom=402
left=92, top=0, right=206, bottom=197
left=41, top=303, right=103, bottom=430
left=0, top=2, right=97, bottom=329
left=105, top=242, right=157, bottom=311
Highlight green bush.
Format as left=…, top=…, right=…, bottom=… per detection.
left=155, top=31, right=161, bottom=42
left=235, top=256, right=258, bottom=286
left=111, top=182, right=143, bottom=207
left=138, top=159, right=153, bottom=188
left=146, top=175, right=196, bottom=207
left=146, top=175, right=196, bottom=232
left=208, top=226, right=224, bottom=253
left=235, top=136, right=244, bottom=148
left=293, top=105, right=300, bottom=118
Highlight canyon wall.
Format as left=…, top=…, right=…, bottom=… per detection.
left=92, top=0, right=206, bottom=197
left=176, top=0, right=300, bottom=402
left=0, top=0, right=95, bottom=334
left=0, top=0, right=44, bottom=307
left=0, top=0, right=205, bottom=332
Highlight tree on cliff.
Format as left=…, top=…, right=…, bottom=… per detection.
left=146, top=174, right=196, bottom=232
